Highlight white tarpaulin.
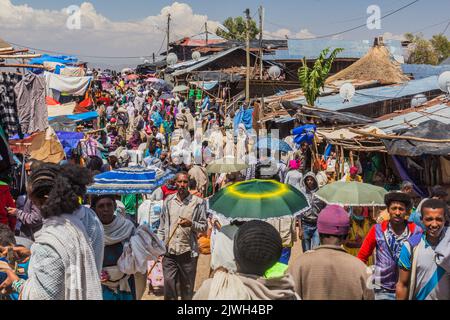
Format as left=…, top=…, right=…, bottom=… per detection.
left=47, top=102, right=76, bottom=118
left=44, top=71, right=92, bottom=96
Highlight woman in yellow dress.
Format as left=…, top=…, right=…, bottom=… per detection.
left=344, top=206, right=374, bottom=265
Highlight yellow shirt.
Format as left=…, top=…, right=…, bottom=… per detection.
left=346, top=175, right=363, bottom=183
left=344, top=218, right=373, bottom=265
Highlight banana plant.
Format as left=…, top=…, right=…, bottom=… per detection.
left=298, top=47, right=344, bottom=107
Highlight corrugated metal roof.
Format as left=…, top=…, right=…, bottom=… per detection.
left=171, top=46, right=245, bottom=76
left=372, top=103, right=450, bottom=134
left=292, top=76, right=440, bottom=111
left=402, top=64, right=450, bottom=79
left=264, top=39, right=403, bottom=61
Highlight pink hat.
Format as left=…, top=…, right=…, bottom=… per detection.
left=317, top=205, right=350, bottom=236
left=289, top=160, right=300, bottom=170
left=350, top=166, right=358, bottom=175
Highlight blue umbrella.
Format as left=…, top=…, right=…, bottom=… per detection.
left=256, top=137, right=293, bottom=153
left=159, top=93, right=174, bottom=100
left=87, top=166, right=174, bottom=195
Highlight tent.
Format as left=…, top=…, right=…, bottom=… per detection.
left=383, top=120, right=450, bottom=157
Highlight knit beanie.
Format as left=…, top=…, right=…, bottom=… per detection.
left=233, top=220, right=283, bottom=276
left=317, top=205, right=350, bottom=236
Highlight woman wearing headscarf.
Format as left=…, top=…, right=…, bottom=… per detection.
left=284, top=160, right=303, bottom=190
left=0, top=164, right=103, bottom=300
left=151, top=106, right=163, bottom=129
left=91, top=195, right=165, bottom=300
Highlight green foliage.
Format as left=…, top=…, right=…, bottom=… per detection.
left=298, top=47, right=344, bottom=106
left=405, top=33, right=450, bottom=65
left=216, top=17, right=259, bottom=41
left=430, top=34, right=450, bottom=64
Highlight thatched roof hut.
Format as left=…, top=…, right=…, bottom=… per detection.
left=326, top=45, right=409, bottom=85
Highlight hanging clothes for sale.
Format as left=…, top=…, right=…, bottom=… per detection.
left=0, top=72, right=22, bottom=137
left=14, top=73, right=48, bottom=135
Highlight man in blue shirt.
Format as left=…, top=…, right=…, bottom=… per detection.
left=397, top=199, right=450, bottom=300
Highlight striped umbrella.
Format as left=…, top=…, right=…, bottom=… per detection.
left=208, top=179, right=310, bottom=221
left=87, top=166, right=174, bottom=195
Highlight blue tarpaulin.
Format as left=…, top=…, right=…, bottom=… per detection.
left=29, top=54, right=78, bottom=66
left=234, top=106, right=254, bottom=132
left=56, top=131, right=84, bottom=158
left=49, top=111, right=98, bottom=122
left=293, top=124, right=317, bottom=146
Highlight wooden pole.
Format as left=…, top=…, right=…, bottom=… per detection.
left=258, top=6, right=264, bottom=80
left=349, top=128, right=450, bottom=143
left=245, top=8, right=251, bottom=103
left=340, top=145, right=345, bottom=179
left=147, top=224, right=179, bottom=276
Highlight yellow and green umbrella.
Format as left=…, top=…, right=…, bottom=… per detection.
left=207, top=179, right=310, bottom=221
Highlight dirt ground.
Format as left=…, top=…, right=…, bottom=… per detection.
left=142, top=238, right=303, bottom=300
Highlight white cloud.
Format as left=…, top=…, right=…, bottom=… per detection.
left=382, top=32, right=405, bottom=41
left=265, top=28, right=316, bottom=40
left=0, top=0, right=221, bottom=67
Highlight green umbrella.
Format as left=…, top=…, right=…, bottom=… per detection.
left=208, top=179, right=310, bottom=221
left=315, top=182, right=388, bottom=207
left=206, top=157, right=250, bottom=174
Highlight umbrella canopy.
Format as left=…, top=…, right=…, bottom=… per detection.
left=208, top=179, right=310, bottom=221
left=160, top=93, right=174, bottom=100
left=206, top=157, right=250, bottom=174
left=127, top=74, right=139, bottom=81
left=121, top=68, right=133, bottom=74
left=87, top=166, right=174, bottom=195
left=315, top=182, right=388, bottom=207
left=172, top=85, right=189, bottom=93
left=145, top=77, right=162, bottom=83
left=256, top=137, right=293, bottom=153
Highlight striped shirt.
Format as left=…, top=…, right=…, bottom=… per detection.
left=398, top=229, right=450, bottom=300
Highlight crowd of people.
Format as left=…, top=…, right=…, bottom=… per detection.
left=0, top=70, right=449, bottom=301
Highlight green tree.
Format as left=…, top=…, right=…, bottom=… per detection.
left=405, top=33, right=439, bottom=65
left=216, top=17, right=259, bottom=41
left=298, top=47, right=344, bottom=106
left=430, top=34, right=450, bottom=64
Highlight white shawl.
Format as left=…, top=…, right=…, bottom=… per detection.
left=22, top=213, right=103, bottom=300
left=103, top=214, right=135, bottom=246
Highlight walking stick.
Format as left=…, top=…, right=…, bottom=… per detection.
left=147, top=223, right=180, bottom=278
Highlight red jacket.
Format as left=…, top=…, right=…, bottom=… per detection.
left=358, top=220, right=419, bottom=264
left=0, top=185, right=17, bottom=231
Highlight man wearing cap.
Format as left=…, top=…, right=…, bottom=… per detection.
left=289, top=205, right=374, bottom=300
left=358, top=192, right=422, bottom=300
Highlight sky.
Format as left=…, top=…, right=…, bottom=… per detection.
left=1, top=0, right=449, bottom=67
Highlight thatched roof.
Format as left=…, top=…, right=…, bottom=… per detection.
left=0, top=37, right=13, bottom=51
left=326, top=45, right=409, bottom=85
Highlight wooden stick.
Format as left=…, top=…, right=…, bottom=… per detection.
left=147, top=224, right=180, bottom=276
left=0, top=63, right=46, bottom=69
left=349, top=128, right=450, bottom=143
left=0, top=54, right=41, bottom=59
